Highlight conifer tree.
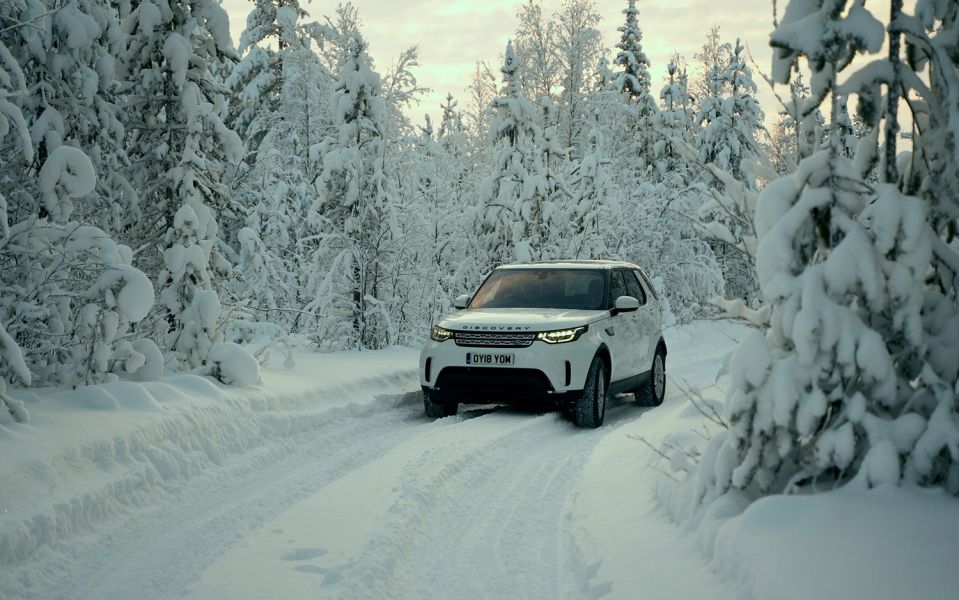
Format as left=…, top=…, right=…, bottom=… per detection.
left=120, top=0, right=242, bottom=367
left=564, top=116, right=606, bottom=259
left=481, top=41, right=547, bottom=264
left=228, top=0, right=313, bottom=159
left=229, top=0, right=330, bottom=333
left=654, top=58, right=694, bottom=181
left=306, top=35, right=397, bottom=349
left=1, top=1, right=158, bottom=389
left=611, top=0, right=657, bottom=171
left=695, top=0, right=959, bottom=499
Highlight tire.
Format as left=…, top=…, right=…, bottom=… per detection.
left=424, top=392, right=457, bottom=418
left=574, top=356, right=607, bottom=428
left=642, top=346, right=666, bottom=407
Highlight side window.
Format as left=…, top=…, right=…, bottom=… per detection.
left=607, top=270, right=628, bottom=308
left=625, top=270, right=647, bottom=305
left=636, top=268, right=658, bottom=300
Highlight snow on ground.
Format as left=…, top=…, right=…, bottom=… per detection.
left=2, top=320, right=957, bottom=599
left=0, top=347, right=419, bottom=598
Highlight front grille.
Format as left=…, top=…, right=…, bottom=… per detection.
left=453, top=331, right=536, bottom=348
left=436, top=367, right=554, bottom=396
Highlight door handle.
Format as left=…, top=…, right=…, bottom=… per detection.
left=605, top=326, right=615, bottom=336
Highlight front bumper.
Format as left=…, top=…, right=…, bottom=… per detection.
left=419, top=333, right=598, bottom=405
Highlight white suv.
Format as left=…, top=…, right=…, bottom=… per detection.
left=419, top=260, right=667, bottom=428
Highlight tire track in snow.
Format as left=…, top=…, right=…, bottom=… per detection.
left=10, top=391, right=427, bottom=600
left=318, top=399, right=644, bottom=600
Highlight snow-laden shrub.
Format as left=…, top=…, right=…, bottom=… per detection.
left=158, top=205, right=223, bottom=369
left=207, top=342, right=259, bottom=386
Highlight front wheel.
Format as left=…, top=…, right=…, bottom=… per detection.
left=574, top=356, right=607, bottom=428
left=642, top=347, right=666, bottom=406
left=424, top=392, right=457, bottom=418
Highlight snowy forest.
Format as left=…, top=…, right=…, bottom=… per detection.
left=2, top=0, right=958, bottom=502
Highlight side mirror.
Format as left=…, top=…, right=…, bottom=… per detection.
left=613, top=295, right=639, bottom=314
left=453, top=294, right=471, bottom=309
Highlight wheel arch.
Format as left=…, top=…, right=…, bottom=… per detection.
left=594, top=344, right=612, bottom=384
left=656, top=337, right=667, bottom=357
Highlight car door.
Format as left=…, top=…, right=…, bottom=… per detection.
left=625, top=269, right=654, bottom=373
left=608, top=269, right=642, bottom=381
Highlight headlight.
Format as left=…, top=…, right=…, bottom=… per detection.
left=431, top=325, right=453, bottom=342
left=536, top=325, right=587, bottom=344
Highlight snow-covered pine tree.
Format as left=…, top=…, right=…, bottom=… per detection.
left=0, top=2, right=159, bottom=390
left=563, top=114, right=607, bottom=259
left=437, top=93, right=469, bottom=181
left=554, top=0, right=602, bottom=156
left=769, top=72, right=826, bottom=176
left=613, top=0, right=652, bottom=102
left=398, top=101, right=479, bottom=341
left=695, top=0, right=958, bottom=500
left=693, top=38, right=765, bottom=305
left=120, top=0, right=243, bottom=367
left=695, top=39, right=763, bottom=187
left=306, top=34, right=398, bottom=349
left=691, top=26, right=728, bottom=116
left=694, top=51, right=726, bottom=161
left=2, top=150, right=158, bottom=389
left=535, top=97, right=575, bottom=260
left=1, top=29, right=33, bottom=415
left=228, top=0, right=331, bottom=335
left=902, top=0, right=959, bottom=279
left=653, top=58, right=695, bottom=182
left=611, top=0, right=657, bottom=172
left=9, top=0, right=138, bottom=242
left=891, top=0, right=959, bottom=491
left=227, top=0, right=311, bottom=161
left=480, top=40, right=547, bottom=264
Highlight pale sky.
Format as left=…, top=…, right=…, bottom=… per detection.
left=219, top=1, right=897, bottom=128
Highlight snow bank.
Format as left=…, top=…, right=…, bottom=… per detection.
left=713, top=486, right=959, bottom=600
left=0, top=347, right=418, bottom=576
left=570, top=320, right=959, bottom=600
left=570, top=320, right=746, bottom=599
left=639, top=322, right=959, bottom=600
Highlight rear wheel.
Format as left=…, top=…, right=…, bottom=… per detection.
left=574, top=356, right=607, bottom=428
left=641, top=346, right=666, bottom=406
left=424, top=392, right=457, bottom=418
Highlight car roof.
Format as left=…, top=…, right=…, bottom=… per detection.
left=495, top=259, right=643, bottom=271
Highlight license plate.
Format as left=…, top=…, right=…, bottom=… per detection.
left=466, top=352, right=515, bottom=366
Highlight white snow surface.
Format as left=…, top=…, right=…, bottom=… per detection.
left=1, top=322, right=956, bottom=599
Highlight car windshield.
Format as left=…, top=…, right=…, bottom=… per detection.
left=468, top=268, right=606, bottom=310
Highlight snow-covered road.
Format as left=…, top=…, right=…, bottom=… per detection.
left=184, top=399, right=673, bottom=600
left=3, top=323, right=743, bottom=600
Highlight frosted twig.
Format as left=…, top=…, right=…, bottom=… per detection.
left=628, top=433, right=669, bottom=459
left=672, top=375, right=728, bottom=429
left=692, top=422, right=712, bottom=441
left=627, top=435, right=681, bottom=482
left=0, top=7, right=62, bottom=35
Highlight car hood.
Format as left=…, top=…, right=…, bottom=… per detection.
left=437, top=308, right=609, bottom=332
